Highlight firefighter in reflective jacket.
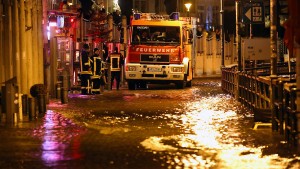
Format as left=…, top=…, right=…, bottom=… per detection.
left=80, top=44, right=92, bottom=94
left=90, top=48, right=106, bottom=94
left=106, top=47, right=124, bottom=90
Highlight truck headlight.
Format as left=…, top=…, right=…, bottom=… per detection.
left=126, top=66, right=137, bottom=71
left=183, top=57, right=189, bottom=64
left=172, top=67, right=183, bottom=72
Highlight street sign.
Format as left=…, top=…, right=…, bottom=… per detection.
left=242, top=1, right=265, bottom=24
left=243, top=3, right=252, bottom=23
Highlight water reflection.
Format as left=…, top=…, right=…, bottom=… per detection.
left=33, top=110, right=85, bottom=167
left=44, top=79, right=300, bottom=168
left=141, top=93, right=300, bottom=168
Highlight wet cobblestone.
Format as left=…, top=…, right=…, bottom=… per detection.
left=0, top=78, right=300, bottom=169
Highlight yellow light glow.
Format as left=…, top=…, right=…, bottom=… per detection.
left=183, top=57, right=189, bottom=64
left=184, top=3, right=192, bottom=12
left=139, top=95, right=300, bottom=168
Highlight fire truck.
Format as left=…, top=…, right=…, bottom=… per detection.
left=125, top=13, right=196, bottom=90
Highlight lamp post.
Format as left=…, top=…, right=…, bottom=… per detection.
left=184, top=1, right=192, bottom=18
left=220, top=0, right=224, bottom=66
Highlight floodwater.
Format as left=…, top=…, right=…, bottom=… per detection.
left=1, top=78, right=300, bottom=169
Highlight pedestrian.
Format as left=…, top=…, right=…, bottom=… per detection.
left=80, top=43, right=92, bottom=94
left=102, top=43, right=108, bottom=61
left=102, top=43, right=109, bottom=85
left=99, top=69, right=107, bottom=93
left=106, top=47, right=124, bottom=90
left=215, top=28, right=221, bottom=41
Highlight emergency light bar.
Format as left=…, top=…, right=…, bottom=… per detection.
left=133, top=12, right=180, bottom=21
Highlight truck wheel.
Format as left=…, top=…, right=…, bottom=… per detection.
left=186, top=80, right=192, bottom=87
left=128, top=81, right=136, bottom=90
left=138, top=82, right=147, bottom=89
left=176, top=81, right=184, bottom=89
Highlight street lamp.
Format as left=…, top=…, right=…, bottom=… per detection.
left=220, top=0, right=224, bottom=66
left=184, top=1, right=192, bottom=23
left=184, top=3, right=192, bottom=12
left=184, top=2, right=192, bottom=16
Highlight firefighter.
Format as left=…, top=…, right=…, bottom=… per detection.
left=90, top=48, right=107, bottom=94
left=90, top=48, right=102, bottom=94
left=90, top=48, right=101, bottom=74
left=106, top=47, right=124, bottom=90
left=80, top=43, right=92, bottom=94
left=140, top=31, right=149, bottom=42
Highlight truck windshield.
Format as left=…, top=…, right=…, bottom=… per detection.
left=132, top=26, right=180, bottom=45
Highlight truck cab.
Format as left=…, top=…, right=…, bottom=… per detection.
left=125, top=13, right=194, bottom=90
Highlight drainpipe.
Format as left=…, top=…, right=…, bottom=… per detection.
left=37, top=0, right=44, bottom=84
left=270, top=0, right=278, bottom=132
left=270, top=0, right=277, bottom=76
left=25, top=0, right=33, bottom=95
left=20, top=0, right=27, bottom=95
left=32, top=0, right=38, bottom=85
left=236, top=0, right=241, bottom=72
left=235, top=0, right=241, bottom=100
left=14, top=0, right=22, bottom=121
left=0, top=1, right=3, bottom=84
left=220, top=0, right=224, bottom=66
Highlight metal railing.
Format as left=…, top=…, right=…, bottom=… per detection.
left=221, top=62, right=299, bottom=146
left=221, top=65, right=237, bottom=96
left=238, top=73, right=271, bottom=122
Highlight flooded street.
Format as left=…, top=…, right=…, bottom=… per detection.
left=1, top=78, right=300, bottom=169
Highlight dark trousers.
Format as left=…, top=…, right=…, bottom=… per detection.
left=80, top=74, right=90, bottom=94
left=111, top=71, right=121, bottom=90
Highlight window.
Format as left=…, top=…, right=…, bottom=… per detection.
left=197, top=5, right=205, bottom=25
left=132, top=26, right=181, bottom=44
left=134, top=0, right=147, bottom=13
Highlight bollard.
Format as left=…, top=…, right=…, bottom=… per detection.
left=30, top=84, right=47, bottom=118
left=28, top=97, right=36, bottom=121
left=22, top=94, right=28, bottom=116
left=56, top=83, right=61, bottom=99
left=107, top=63, right=111, bottom=90
left=14, top=113, right=17, bottom=124
left=46, top=91, right=50, bottom=104
left=5, top=78, right=18, bottom=125
left=1, top=85, right=6, bottom=120
left=234, top=72, right=240, bottom=100
left=61, top=70, right=68, bottom=104
left=61, top=87, right=68, bottom=103
left=37, top=94, right=46, bottom=116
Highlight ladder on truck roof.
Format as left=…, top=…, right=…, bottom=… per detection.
left=133, top=12, right=181, bottom=21
left=132, top=12, right=194, bottom=27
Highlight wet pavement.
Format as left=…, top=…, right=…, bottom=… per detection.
left=0, top=78, right=300, bottom=169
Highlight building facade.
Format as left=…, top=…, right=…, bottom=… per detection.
left=131, top=0, right=222, bottom=31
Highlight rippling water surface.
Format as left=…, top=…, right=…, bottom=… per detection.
left=44, top=79, right=300, bottom=168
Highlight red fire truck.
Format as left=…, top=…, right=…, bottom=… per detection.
left=125, top=13, right=195, bottom=90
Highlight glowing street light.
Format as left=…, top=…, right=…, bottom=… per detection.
left=184, top=2, right=192, bottom=12
left=184, top=1, right=192, bottom=20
